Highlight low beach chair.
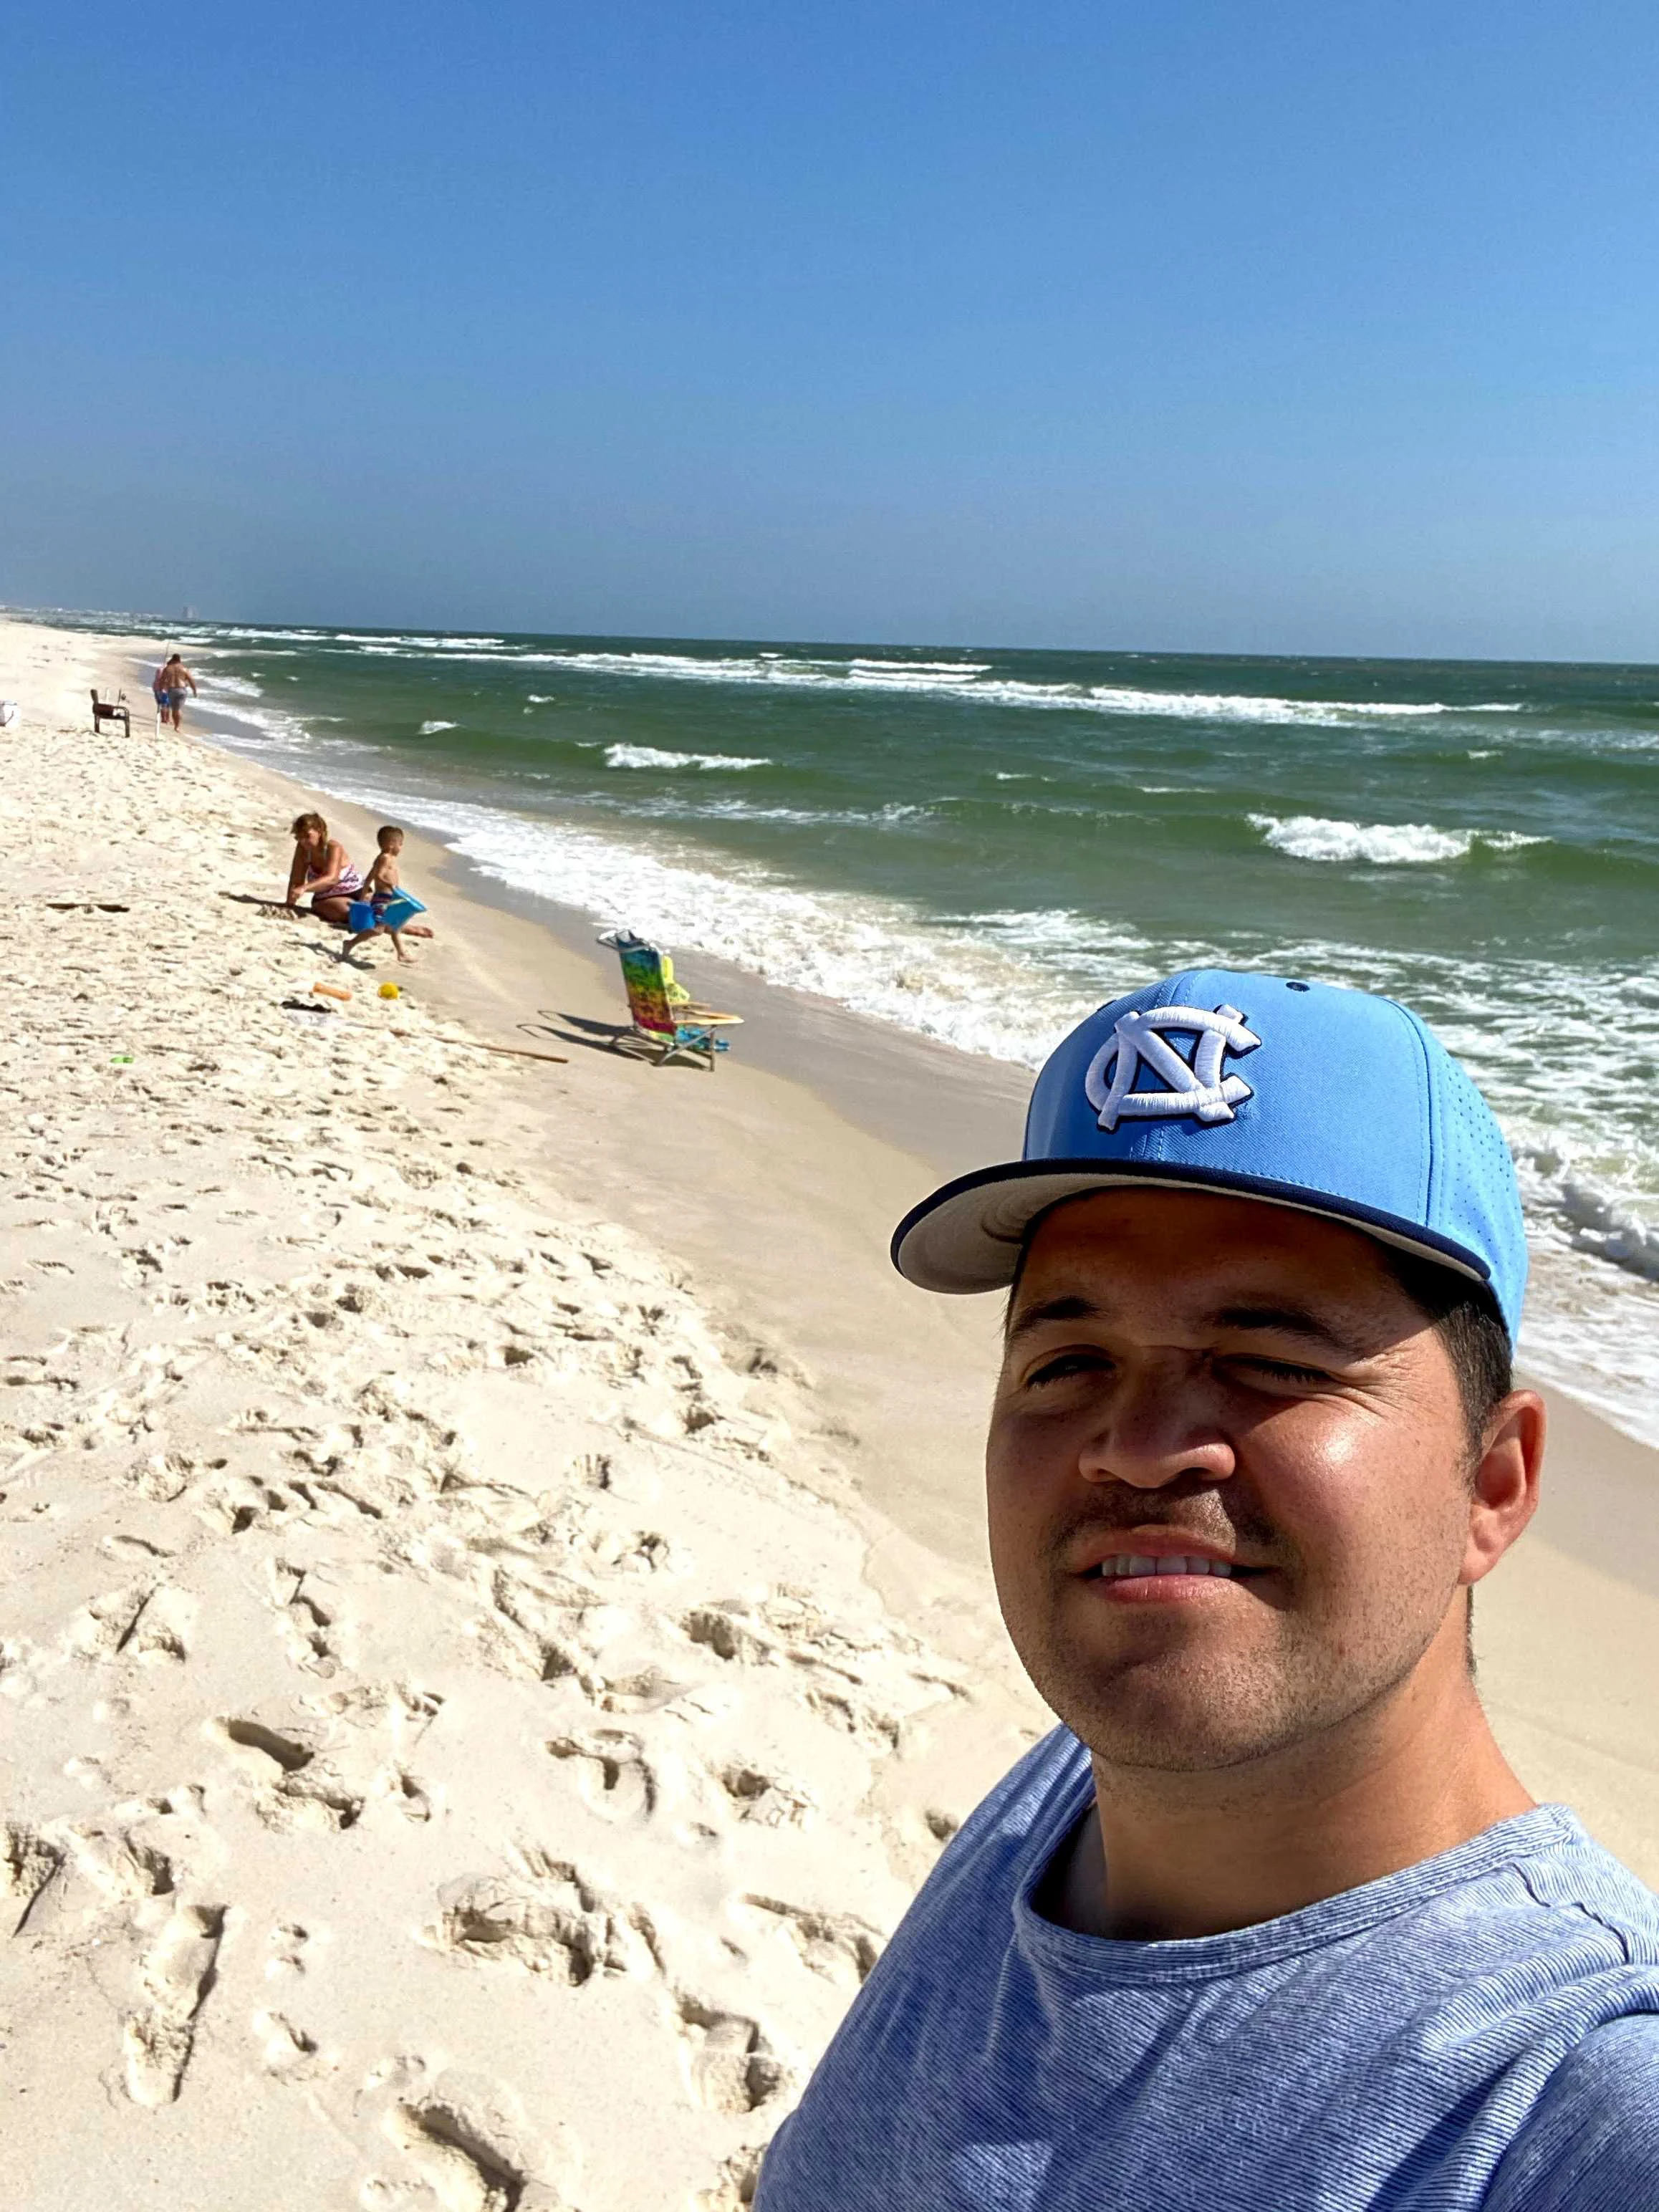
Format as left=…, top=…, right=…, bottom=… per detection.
left=600, top=930, right=743, bottom=1071
left=90, top=689, right=131, bottom=736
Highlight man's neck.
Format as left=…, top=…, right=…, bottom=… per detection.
left=1045, top=1660, right=1534, bottom=1943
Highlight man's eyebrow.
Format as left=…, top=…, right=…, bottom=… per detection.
left=1004, top=1294, right=1368, bottom=1358
left=1005, top=1293, right=1102, bottom=1342
left=1211, top=1304, right=1365, bottom=1357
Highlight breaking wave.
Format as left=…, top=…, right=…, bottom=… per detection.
left=1249, top=814, right=1548, bottom=865
left=604, top=744, right=771, bottom=771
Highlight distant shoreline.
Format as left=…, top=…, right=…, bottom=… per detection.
left=21, top=600, right=1659, bottom=673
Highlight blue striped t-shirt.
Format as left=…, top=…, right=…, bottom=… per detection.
left=756, top=1728, right=1659, bottom=2211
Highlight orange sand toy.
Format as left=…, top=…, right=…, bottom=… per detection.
left=311, top=982, right=352, bottom=1003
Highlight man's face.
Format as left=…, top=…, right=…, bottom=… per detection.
left=988, top=1190, right=1489, bottom=1773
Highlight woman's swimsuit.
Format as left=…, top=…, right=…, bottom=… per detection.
left=303, top=854, right=364, bottom=908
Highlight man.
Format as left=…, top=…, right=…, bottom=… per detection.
left=757, top=972, right=1659, bottom=2210
left=153, top=650, right=197, bottom=731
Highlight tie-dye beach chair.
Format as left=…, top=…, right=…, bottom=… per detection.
left=600, top=931, right=744, bottom=1071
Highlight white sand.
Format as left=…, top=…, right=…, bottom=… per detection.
left=4, top=614, right=1659, bottom=2209
left=0, top=622, right=1039, bottom=2210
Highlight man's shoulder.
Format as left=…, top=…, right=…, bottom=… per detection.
left=1489, top=2013, right=1659, bottom=2210
left=1333, top=1810, right=1659, bottom=2047
left=1509, top=1815, right=1659, bottom=1946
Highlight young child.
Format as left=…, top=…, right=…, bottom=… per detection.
left=342, top=826, right=428, bottom=963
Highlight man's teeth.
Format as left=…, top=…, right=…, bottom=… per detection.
left=1095, top=1554, right=1237, bottom=1579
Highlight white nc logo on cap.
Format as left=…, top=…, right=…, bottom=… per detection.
left=1085, top=1003, right=1261, bottom=1131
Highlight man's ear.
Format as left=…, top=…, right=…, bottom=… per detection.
left=1461, top=1390, right=1545, bottom=1587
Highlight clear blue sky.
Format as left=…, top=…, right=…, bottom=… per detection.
left=4, top=0, right=1658, bottom=657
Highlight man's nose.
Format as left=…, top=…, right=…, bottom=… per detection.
left=1075, top=1359, right=1236, bottom=1490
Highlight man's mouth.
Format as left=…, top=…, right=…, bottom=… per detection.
left=1084, top=1554, right=1258, bottom=1582
left=1067, top=1534, right=1274, bottom=1604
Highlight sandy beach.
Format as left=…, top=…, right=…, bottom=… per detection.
left=4, top=613, right=1659, bottom=2210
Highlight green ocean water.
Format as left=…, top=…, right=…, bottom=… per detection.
left=82, top=614, right=1659, bottom=1439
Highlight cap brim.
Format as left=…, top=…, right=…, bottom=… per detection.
left=890, top=1158, right=1496, bottom=1297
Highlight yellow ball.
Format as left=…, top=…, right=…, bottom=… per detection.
left=378, top=981, right=400, bottom=1000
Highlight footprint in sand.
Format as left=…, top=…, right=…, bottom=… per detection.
left=371, top=1765, right=434, bottom=1822
left=718, top=1763, right=817, bottom=1830
left=696, top=2145, right=768, bottom=2212
left=741, top=1894, right=884, bottom=1988
left=1, top=1824, right=63, bottom=1934
left=66, top=1825, right=175, bottom=1909
left=206, top=1716, right=363, bottom=1832
left=64, top=1582, right=191, bottom=1664
left=378, top=2102, right=529, bottom=2212
left=357, top=2058, right=574, bottom=2211
left=266, top=1920, right=310, bottom=1978
left=122, top=1902, right=223, bottom=2105
left=130, top=1449, right=226, bottom=1502
left=265, top=1559, right=340, bottom=1673
left=545, top=1728, right=661, bottom=1822
left=425, top=1852, right=662, bottom=1986
left=251, top=2008, right=324, bottom=2079
left=675, top=1997, right=792, bottom=2115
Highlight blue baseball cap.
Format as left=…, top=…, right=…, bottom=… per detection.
left=890, top=970, right=1527, bottom=1342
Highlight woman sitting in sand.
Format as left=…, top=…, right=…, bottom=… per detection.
left=284, top=812, right=365, bottom=925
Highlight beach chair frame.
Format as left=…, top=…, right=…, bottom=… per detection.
left=90, top=689, right=131, bottom=736
left=599, top=931, right=741, bottom=1072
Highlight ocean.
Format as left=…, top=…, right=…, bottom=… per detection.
left=83, top=614, right=1659, bottom=1446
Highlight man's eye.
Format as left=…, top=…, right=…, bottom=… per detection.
left=1225, top=1355, right=1332, bottom=1386
left=1025, top=1350, right=1112, bottom=1388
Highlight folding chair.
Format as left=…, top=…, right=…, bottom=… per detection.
left=90, top=690, right=132, bottom=736
left=599, top=930, right=743, bottom=1071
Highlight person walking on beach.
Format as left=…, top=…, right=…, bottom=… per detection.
left=152, top=651, right=197, bottom=731
left=283, top=812, right=365, bottom=925
left=758, top=975, right=1659, bottom=2210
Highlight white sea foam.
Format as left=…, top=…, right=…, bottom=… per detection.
left=333, top=632, right=504, bottom=650
left=1512, top=1149, right=1659, bottom=1448
left=154, top=660, right=332, bottom=756
left=526, top=693, right=554, bottom=704
left=188, top=626, right=333, bottom=643
left=425, top=647, right=1512, bottom=726
left=181, top=622, right=1548, bottom=733
left=604, top=743, right=771, bottom=771
left=1249, top=814, right=1547, bottom=865
left=653, top=799, right=932, bottom=827
left=848, top=658, right=992, bottom=675
left=1085, top=686, right=1471, bottom=724
left=418, top=719, right=459, bottom=735
left=190, top=694, right=318, bottom=751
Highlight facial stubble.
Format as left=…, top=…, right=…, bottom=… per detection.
left=997, top=1489, right=1465, bottom=1775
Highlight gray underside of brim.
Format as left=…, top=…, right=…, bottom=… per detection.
left=893, top=1166, right=1491, bottom=1297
